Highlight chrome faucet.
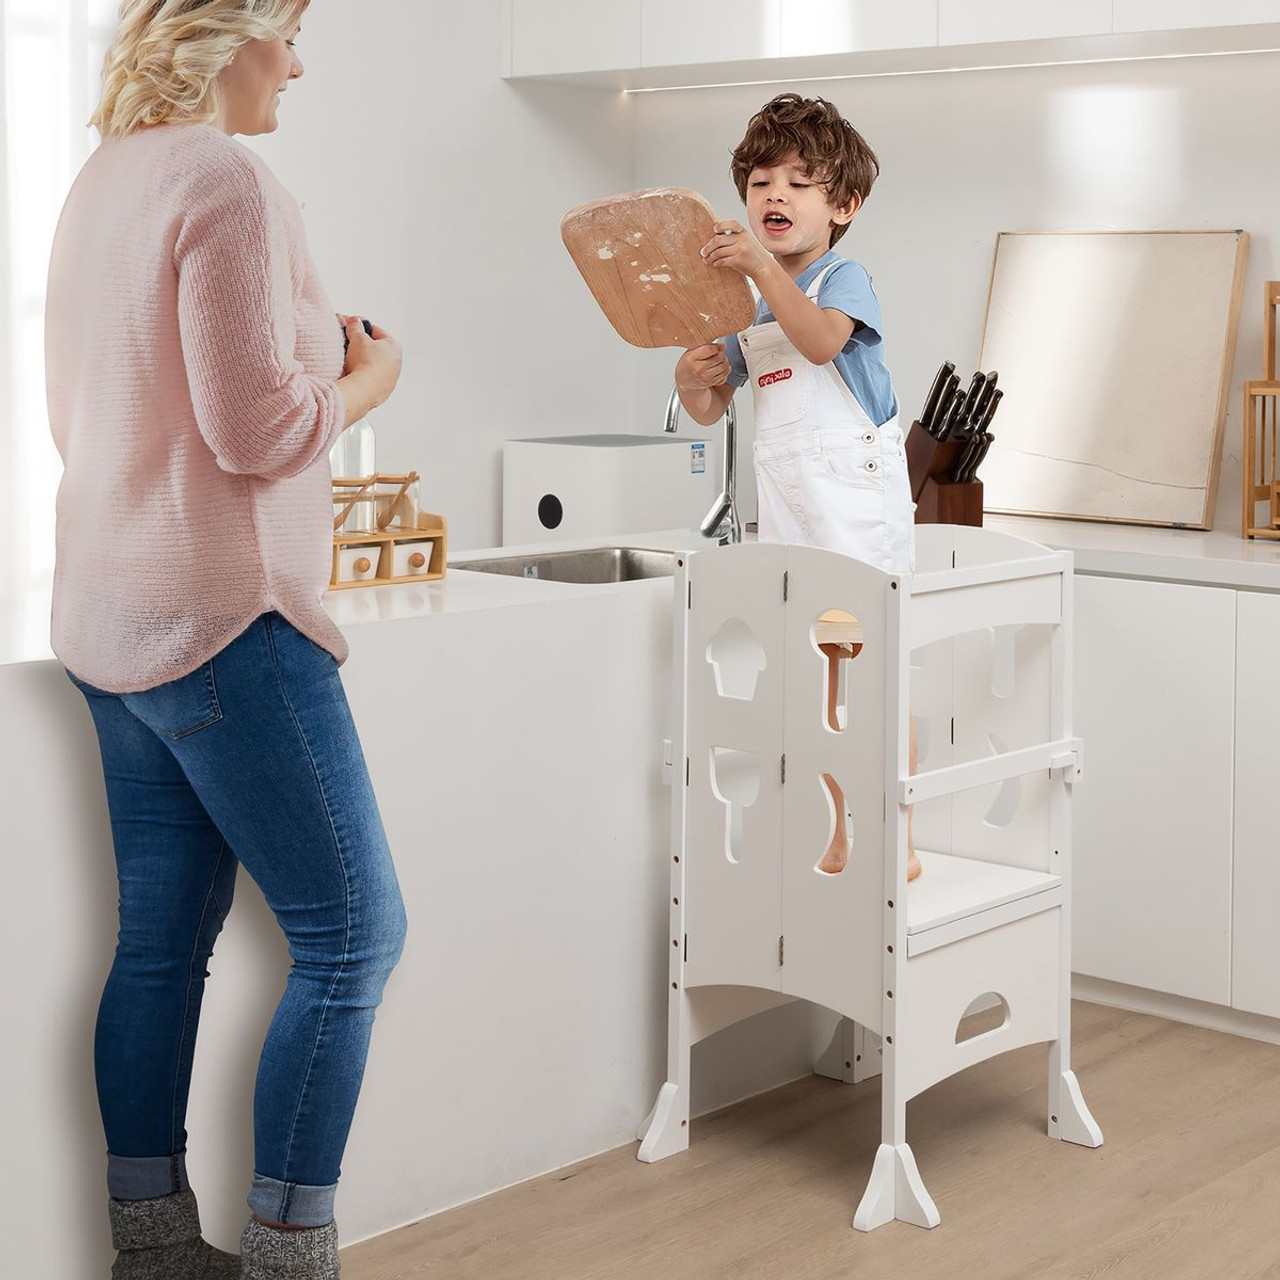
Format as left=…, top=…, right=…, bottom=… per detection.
left=663, top=384, right=740, bottom=545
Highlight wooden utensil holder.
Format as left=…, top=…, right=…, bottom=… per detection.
left=330, top=473, right=448, bottom=590
left=905, top=420, right=984, bottom=527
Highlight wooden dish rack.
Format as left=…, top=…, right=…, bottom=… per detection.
left=330, top=472, right=447, bottom=590
left=1243, top=281, right=1280, bottom=539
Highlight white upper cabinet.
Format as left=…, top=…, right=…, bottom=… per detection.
left=506, top=0, right=1280, bottom=84
left=507, top=0, right=642, bottom=76
left=642, top=0, right=781, bottom=67
left=780, top=0, right=937, bottom=58
left=938, top=0, right=1111, bottom=46
left=1116, top=1, right=1280, bottom=33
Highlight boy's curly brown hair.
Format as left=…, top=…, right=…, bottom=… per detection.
left=731, top=93, right=879, bottom=247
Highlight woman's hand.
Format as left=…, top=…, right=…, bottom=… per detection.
left=701, top=220, right=775, bottom=282
left=677, top=343, right=730, bottom=392
left=337, top=315, right=403, bottom=425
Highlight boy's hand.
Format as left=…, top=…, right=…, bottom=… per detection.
left=701, top=220, right=775, bottom=281
left=677, top=343, right=731, bottom=391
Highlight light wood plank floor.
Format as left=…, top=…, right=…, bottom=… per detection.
left=343, top=1002, right=1280, bottom=1279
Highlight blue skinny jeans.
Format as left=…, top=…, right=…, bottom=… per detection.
left=68, top=613, right=407, bottom=1227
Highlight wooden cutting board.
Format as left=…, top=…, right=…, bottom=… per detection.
left=561, top=187, right=757, bottom=349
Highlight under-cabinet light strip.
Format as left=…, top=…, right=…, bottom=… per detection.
left=622, top=44, right=1280, bottom=94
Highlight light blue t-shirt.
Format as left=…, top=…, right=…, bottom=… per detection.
left=724, top=250, right=898, bottom=426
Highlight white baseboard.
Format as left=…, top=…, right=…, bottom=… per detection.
left=1073, top=975, right=1280, bottom=1047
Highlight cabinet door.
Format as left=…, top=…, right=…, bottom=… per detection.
left=1073, top=575, right=1234, bottom=1004
left=509, top=0, right=642, bottom=76
left=642, top=0, right=781, bottom=67
left=939, top=0, right=1110, bottom=45
left=1232, top=592, right=1280, bottom=1018
left=781, top=0, right=936, bottom=58
left=1115, top=1, right=1280, bottom=33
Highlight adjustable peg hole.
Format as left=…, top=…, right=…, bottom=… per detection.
left=886, top=990, right=894, bottom=999
left=887, top=899, right=895, bottom=909
left=1051, top=1115, right=1059, bottom=1124
left=886, top=1035, right=893, bottom=1044
left=887, top=945, right=894, bottom=954
left=672, top=939, right=679, bottom=948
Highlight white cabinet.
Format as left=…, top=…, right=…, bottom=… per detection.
left=1072, top=575, right=1235, bottom=1005
left=938, top=0, right=1111, bottom=46
left=780, top=0, right=936, bottom=58
left=1115, top=1, right=1280, bottom=34
left=642, top=0, right=780, bottom=67
left=508, top=0, right=642, bottom=76
left=1231, top=591, right=1280, bottom=1020
left=507, top=1, right=1280, bottom=84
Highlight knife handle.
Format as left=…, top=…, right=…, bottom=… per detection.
left=919, top=360, right=955, bottom=434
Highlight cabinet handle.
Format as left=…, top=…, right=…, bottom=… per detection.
left=409, top=551, right=427, bottom=569
left=354, top=556, right=372, bottom=574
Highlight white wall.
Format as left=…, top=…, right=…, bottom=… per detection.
left=631, top=52, right=1280, bottom=531
left=249, top=0, right=639, bottom=551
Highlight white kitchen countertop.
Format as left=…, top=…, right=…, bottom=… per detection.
left=6, top=517, right=1280, bottom=671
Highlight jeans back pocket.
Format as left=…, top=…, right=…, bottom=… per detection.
left=121, top=662, right=223, bottom=740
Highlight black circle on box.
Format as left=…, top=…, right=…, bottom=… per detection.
left=538, top=494, right=563, bottom=530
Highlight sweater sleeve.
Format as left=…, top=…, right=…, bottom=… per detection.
left=174, top=156, right=344, bottom=480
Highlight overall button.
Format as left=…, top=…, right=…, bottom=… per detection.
left=865, top=459, right=879, bottom=473
left=862, top=431, right=876, bottom=444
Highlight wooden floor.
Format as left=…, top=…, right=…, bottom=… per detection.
left=343, top=1002, right=1280, bottom=1279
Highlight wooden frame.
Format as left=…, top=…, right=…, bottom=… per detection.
left=977, top=230, right=1250, bottom=530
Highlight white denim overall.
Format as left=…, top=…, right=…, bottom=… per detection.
left=744, top=264, right=915, bottom=574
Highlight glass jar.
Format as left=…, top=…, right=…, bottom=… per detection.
left=330, top=413, right=377, bottom=533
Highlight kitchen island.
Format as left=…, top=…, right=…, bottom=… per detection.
left=0, top=529, right=834, bottom=1276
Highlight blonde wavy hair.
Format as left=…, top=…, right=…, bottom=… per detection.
left=91, top=0, right=307, bottom=139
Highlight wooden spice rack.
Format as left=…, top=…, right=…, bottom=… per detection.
left=330, top=472, right=448, bottom=590
left=1243, top=281, right=1280, bottom=540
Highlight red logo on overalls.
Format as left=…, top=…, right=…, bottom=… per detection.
left=758, top=368, right=793, bottom=388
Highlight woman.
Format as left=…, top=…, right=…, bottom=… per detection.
left=45, top=3, right=405, bottom=1276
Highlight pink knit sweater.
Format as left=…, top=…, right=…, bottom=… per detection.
left=45, top=124, right=347, bottom=693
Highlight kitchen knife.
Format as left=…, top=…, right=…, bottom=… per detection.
left=971, top=371, right=998, bottom=426
left=967, top=432, right=995, bottom=482
left=938, top=383, right=969, bottom=440
left=918, top=360, right=955, bottom=433
left=976, top=387, right=1003, bottom=433
left=928, top=372, right=961, bottom=438
left=955, top=371, right=987, bottom=435
left=952, top=432, right=982, bottom=483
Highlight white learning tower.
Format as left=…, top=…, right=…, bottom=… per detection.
left=638, top=527, right=1102, bottom=1229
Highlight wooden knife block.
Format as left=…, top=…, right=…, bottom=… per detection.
left=905, top=420, right=984, bottom=527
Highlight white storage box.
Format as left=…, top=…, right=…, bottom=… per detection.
left=502, top=433, right=719, bottom=545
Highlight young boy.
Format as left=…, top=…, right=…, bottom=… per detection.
left=674, top=92, right=919, bottom=879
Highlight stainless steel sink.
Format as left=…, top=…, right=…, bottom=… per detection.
left=449, top=546, right=678, bottom=584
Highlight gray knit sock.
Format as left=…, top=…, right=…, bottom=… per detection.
left=109, top=1188, right=241, bottom=1278
left=240, top=1218, right=340, bottom=1279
